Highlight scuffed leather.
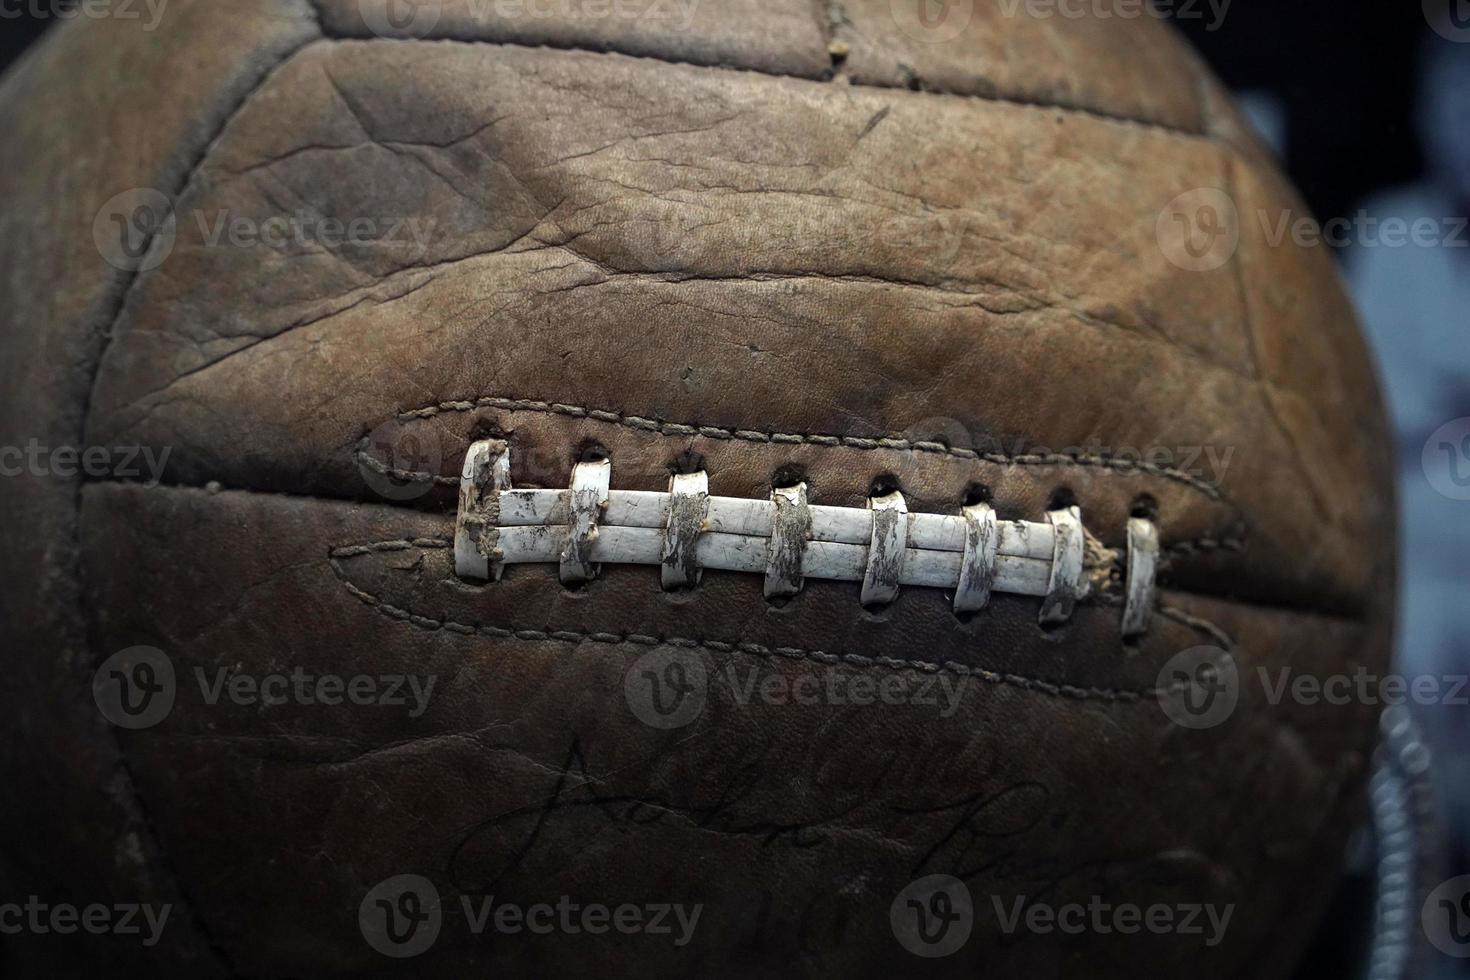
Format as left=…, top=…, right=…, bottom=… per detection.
left=0, top=2, right=1393, bottom=977
left=0, top=1, right=319, bottom=976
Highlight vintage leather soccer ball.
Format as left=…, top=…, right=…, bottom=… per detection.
left=0, top=1, right=1393, bottom=976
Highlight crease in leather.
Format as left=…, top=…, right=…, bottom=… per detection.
left=302, top=20, right=1214, bottom=141
left=370, top=393, right=1234, bottom=503
left=327, top=536, right=1235, bottom=699
left=71, top=21, right=327, bottom=977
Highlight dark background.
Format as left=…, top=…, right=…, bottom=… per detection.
left=0, top=17, right=50, bottom=76
left=1, top=3, right=1463, bottom=978
left=1174, top=1, right=1431, bottom=230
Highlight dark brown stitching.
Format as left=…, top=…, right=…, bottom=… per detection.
left=74, top=24, right=326, bottom=975
left=366, top=395, right=1233, bottom=504
left=329, top=539, right=1232, bottom=703
left=306, top=32, right=1209, bottom=142
left=1165, top=535, right=1247, bottom=558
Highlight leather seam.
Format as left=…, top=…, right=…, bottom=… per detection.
left=373, top=395, right=1235, bottom=504
left=328, top=538, right=1233, bottom=703
left=74, top=24, right=326, bottom=977
left=305, top=31, right=1212, bottom=141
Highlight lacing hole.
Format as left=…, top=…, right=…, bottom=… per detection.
left=771, top=465, right=806, bottom=490
left=669, top=451, right=705, bottom=476
left=1047, top=487, right=1077, bottom=511
left=952, top=607, right=981, bottom=627
left=868, top=474, right=901, bottom=498
left=1038, top=618, right=1070, bottom=637
left=1131, top=495, right=1160, bottom=521
left=575, top=441, right=609, bottom=464
left=470, top=420, right=509, bottom=442
left=962, top=482, right=992, bottom=507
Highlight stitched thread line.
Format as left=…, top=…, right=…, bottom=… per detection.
left=73, top=21, right=329, bottom=977
left=328, top=539, right=1220, bottom=704
left=368, top=395, right=1230, bottom=503
left=309, top=30, right=1213, bottom=144
left=1165, top=536, right=1246, bottom=557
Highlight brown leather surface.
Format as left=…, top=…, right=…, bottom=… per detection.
left=0, top=3, right=1393, bottom=977
left=0, top=2, right=319, bottom=976
left=836, top=0, right=1211, bottom=130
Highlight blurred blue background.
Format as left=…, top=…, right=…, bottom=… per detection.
left=1177, top=7, right=1470, bottom=977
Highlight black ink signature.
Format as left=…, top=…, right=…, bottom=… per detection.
left=449, top=737, right=843, bottom=893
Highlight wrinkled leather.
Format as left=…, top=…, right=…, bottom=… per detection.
left=0, top=2, right=1394, bottom=977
